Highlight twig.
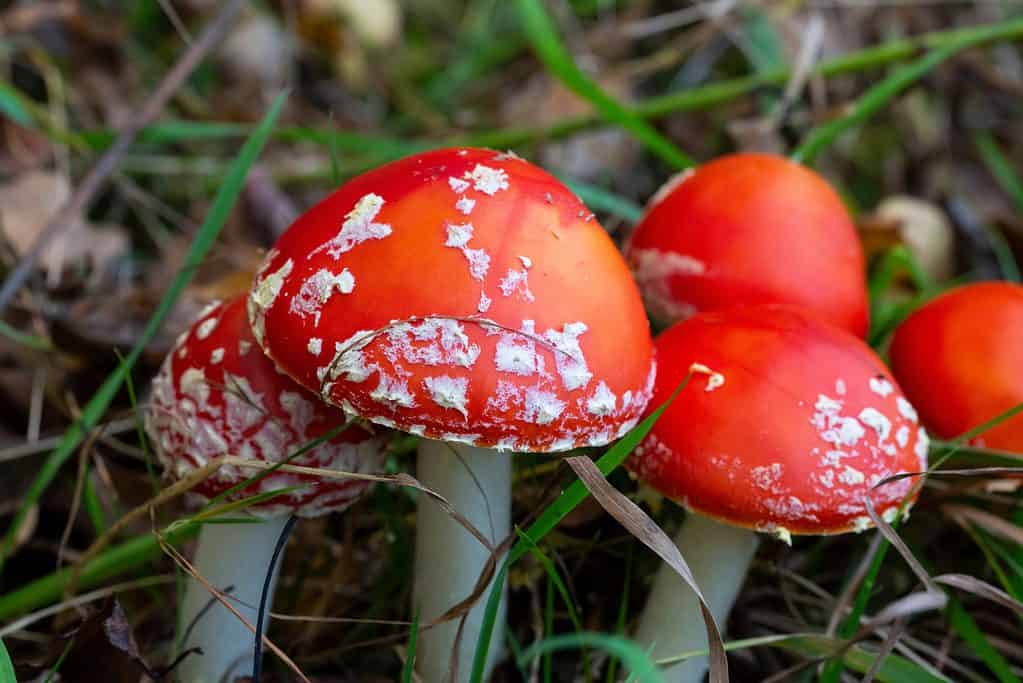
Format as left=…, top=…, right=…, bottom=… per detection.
left=0, top=0, right=245, bottom=318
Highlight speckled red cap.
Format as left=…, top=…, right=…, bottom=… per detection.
left=145, top=296, right=388, bottom=517
left=890, top=281, right=1023, bottom=451
left=247, top=147, right=656, bottom=452
left=625, top=153, right=869, bottom=337
left=627, top=305, right=926, bottom=541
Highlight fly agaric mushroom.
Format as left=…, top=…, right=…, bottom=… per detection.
left=246, top=147, right=655, bottom=681
left=890, top=281, right=1023, bottom=451
left=626, top=305, right=926, bottom=682
left=145, top=296, right=388, bottom=683
left=625, top=153, right=869, bottom=336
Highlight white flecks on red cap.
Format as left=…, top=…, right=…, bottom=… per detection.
left=498, top=267, right=534, bottom=302
left=465, top=164, right=509, bottom=195
left=145, top=296, right=387, bottom=518
left=628, top=248, right=705, bottom=323
left=248, top=257, right=293, bottom=346
left=627, top=306, right=924, bottom=537
left=314, top=193, right=392, bottom=260
left=247, top=148, right=656, bottom=453
left=869, top=376, right=894, bottom=397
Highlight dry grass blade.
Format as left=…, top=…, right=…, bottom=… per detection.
left=564, top=455, right=728, bottom=683
left=155, top=527, right=311, bottom=683
left=221, top=457, right=496, bottom=554
left=865, top=489, right=934, bottom=591
left=943, top=504, right=1023, bottom=546
left=861, top=617, right=908, bottom=683
left=863, top=591, right=948, bottom=630
left=933, top=574, right=1023, bottom=617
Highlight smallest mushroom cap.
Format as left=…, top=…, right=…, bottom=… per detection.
left=144, top=295, right=389, bottom=518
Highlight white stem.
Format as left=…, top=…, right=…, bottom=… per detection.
left=634, top=514, right=759, bottom=683
left=414, top=440, right=511, bottom=683
left=177, top=515, right=290, bottom=683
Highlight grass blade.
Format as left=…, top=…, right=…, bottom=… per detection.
left=0, top=638, right=14, bottom=683
left=792, top=39, right=971, bottom=164
left=518, top=633, right=664, bottom=683
left=0, top=91, right=287, bottom=572
left=972, top=132, right=1023, bottom=282
left=514, top=0, right=693, bottom=170
left=0, top=522, right=200, bottom=620
left=946, top=597, right=1020, bottom=683
left=401, top=608, right=420, bottom=683
left=975, top=131, right=1023, bottom=211
left=562, top=179, right=644, bottom=223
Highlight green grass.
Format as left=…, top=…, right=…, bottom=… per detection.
left=0, top=638, right=14, bottom=683
left=0, top=92, right=287, bottom=573
left=514, top=0, right=693, bottom=170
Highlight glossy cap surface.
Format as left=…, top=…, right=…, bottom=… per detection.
left=628, top=305, right=925, bottom=538
left=248, top=148, right=655, bottom=452
left=626, top=153, right=869, bottom=336
left=890, top=281, right=1023, bottom=451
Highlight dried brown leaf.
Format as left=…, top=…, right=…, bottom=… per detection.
left=564, top=455, right=728, bottom=683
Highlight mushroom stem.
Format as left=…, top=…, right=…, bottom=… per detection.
left=414, top=440, right=510, bottom=682
left=634, top=513, right=759, bottom=682
left=177, top=515, right=290, bottom=683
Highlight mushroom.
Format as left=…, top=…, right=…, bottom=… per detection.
left=245, top=147, right=656, bottom=681
left=626, top=305, right=926, bottom=682
left=625, top=153, right=869, bottom=336
left=890, top=281, right=1023, bottom=451
left=145, top=296, right=388, bottom=683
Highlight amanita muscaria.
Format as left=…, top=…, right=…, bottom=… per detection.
left=627, top=305, right=926, bottom=682
left=246, top=147, right=655, bottom=680
left=625, top=153, right=869, bottom=336
left=890, top=281, right=1023, bottom=451
left=145, top=295, right=388, bottom=683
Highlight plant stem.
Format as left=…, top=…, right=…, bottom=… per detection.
left=633, top=514, right=759, bottom=683
left=177, top=517, right=290, bottom=683
left=414, top=440, right=510, bottom=683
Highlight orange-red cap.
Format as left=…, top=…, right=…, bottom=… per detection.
left=247, top=148, right=655, bottom=452
left=145, top=296, right=387, bottom=517
left=628, top=305, right=925, bottom=540
left=890, top=281, right=1023, bottom=451
left=625, top=153, right=869, bottom=336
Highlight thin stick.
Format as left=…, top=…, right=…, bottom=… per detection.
left=252, top=515, right=298, bottom=683
left=0, top=0, right=245, bottom=318
left=157, top=529, right=312, bottom=683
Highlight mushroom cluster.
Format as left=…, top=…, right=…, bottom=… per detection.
left=622, top=153, right=927, bottom=682
left=147, top=143, right=997, bottom=683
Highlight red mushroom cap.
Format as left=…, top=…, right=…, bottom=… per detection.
left=625, top=153, right=869, bottom=336
left=889, top=281, right=1023, bottom=451
left=627, top=305, right=925, bottom=539
left=247, top=147, right=655, bottom=452
left=145, top=296, right=387, bottom=517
